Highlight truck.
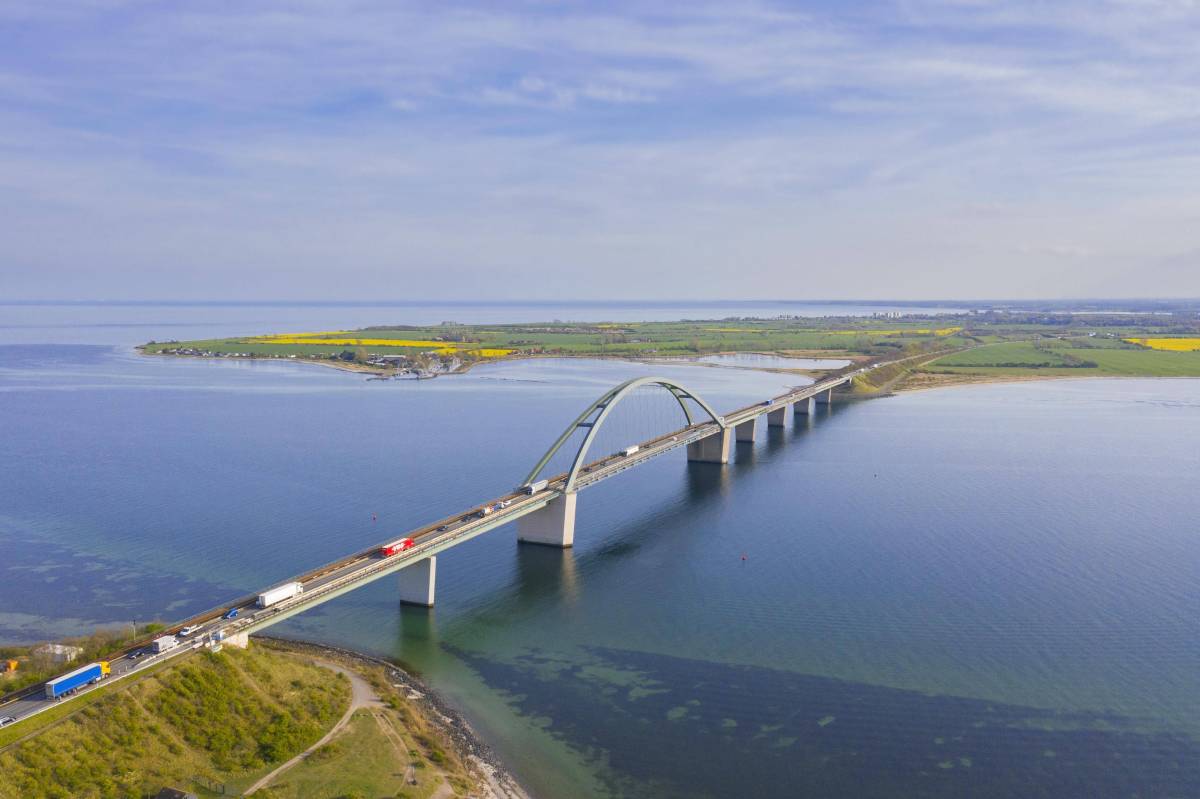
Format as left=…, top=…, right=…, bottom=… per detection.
left=152, top=635, right=179, bottom=653
left=257, top=581, right=303, bottom=608
left=521, top=479, right=549, bottom=495
left=621, top=445, right=640, bottom=456
left=44, top=661, right=110, bottom=699
left=380, top=537, right=415, bottom=557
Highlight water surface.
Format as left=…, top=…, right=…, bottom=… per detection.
left=1, top=307, right=1197, bottom=798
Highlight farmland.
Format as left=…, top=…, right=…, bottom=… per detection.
left=139, top=310, right=1200, bottom=384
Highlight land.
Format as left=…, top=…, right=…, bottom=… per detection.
left=139, top=308, right=1200, bottom=390
left=0, top=639, right=526, bottom=799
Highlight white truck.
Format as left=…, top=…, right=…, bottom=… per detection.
left=152, top=635, right=179, bottom=654
left=257, top=582, right=303, bottom=608
left=621, top=445, right=640, bottom=457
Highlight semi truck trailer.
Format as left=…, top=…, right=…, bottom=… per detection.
left=44, top=661, right=110, bottom=699
left=257, top=582, right=303, bottom=608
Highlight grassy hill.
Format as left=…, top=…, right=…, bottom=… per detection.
left=0, top=645, right=348, bottom=799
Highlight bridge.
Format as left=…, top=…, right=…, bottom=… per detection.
left=0, top=355, right=910, bottom=729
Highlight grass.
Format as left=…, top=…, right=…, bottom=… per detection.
left=142, top=318, right=972, bottom=364
left=0, top=646, right=349, bottom=799
left=925, top=340, right=1200, bottom=377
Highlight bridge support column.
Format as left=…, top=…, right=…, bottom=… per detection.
left=687, top=427, right=732, bottom=463
left=398, top=556, right=437, bottom=606
left=816, top=388, right=833, bottom=405
left=518, top=493, right=576, bottom=548
left=793, top=396, right=815, bottom=416
left=767, top=406, right=789, bottom=427
left=735, top=418, right=756, bottom=443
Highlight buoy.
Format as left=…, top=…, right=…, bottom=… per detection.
left=740, top=553, right=747, bottom=561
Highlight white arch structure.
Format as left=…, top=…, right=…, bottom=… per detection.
left=522, top=376, right=726, bottom=494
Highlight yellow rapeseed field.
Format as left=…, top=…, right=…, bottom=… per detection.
left=249, top=337, right=459, bottom=348
left=1124, top=338, right=1200, bottom=352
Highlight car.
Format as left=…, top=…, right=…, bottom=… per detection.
left=178, top=625, right=200, bottom=637
left=438, top=524, right=451, bottom=532
left=0, top=716, right=17, bottom=728
left=224, top=608, right=239, bottom=620
left=129, top=649, right=145, bottom=659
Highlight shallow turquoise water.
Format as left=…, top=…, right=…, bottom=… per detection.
left=2, top=306, right=1199, bottom=798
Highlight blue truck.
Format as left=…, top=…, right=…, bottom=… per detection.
left=44, top=661, right=110, bottom=699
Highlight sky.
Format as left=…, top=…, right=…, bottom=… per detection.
left=1, top=0, right=1199, bottom=302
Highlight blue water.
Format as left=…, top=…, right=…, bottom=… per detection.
left=2, top=304, right=1199, bottom=798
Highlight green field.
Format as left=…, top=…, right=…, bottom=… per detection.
left=926, top=339, right=1200, bottom=377
left=141, top=318, right=970, bottom=368
left=138, top=312, right=1200, bottom=382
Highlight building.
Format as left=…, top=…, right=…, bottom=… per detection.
left=32, top=643, right=83, bottom=664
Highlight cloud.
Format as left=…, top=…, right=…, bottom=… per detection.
left=1, top=1, right=1199, bottom=300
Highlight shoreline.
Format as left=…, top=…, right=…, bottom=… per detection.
left=137, top=346, right=864, bottom=380
left=257, top=635, right=532, bottom=799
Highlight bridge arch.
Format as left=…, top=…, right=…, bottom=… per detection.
left=523, top=376, right=726, bottom=494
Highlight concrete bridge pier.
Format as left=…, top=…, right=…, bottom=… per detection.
left=793, top=397, right=815, bottom=416
left=687, top=427, right=732, bottom=463
left=398, top=556, right=437, bottom=606
left=767, top=405, right=789, bottom=427
left=816, top=387, right=834, bottom=405
left=518, top=492, right=577, bottom=548
left=735, top=418, right=756, bottom=443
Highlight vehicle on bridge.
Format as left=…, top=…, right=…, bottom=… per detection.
left=45, top=661, right=109, bottom=699
left=380, top=537, right=416, bottom=557
left=257, top=581, right=303, bottom=608
left=224, top=608, right=239, bottom=619
left=152, top=635, right=180, bottom=653
left=521, top=479, right=549, bottom=495
left=178, top=625, right=199, bottom=637
left=621, top=445, right=640, bottom=456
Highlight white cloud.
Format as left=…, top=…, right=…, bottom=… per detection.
left=1, top=0, right=1199, bottom=300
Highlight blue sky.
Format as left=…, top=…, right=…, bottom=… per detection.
left=2, top=1, right=1198, bottom=301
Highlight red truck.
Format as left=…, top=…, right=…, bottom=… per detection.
left=380, top=537, right=416, bottom=557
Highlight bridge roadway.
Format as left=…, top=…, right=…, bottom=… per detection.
left=0, top=353, right=943, bottom=730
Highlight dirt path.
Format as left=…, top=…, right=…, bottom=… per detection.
left=243, top=660, right=381, bottom=795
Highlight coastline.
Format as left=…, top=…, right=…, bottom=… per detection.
left=257, top=635, right=533, bottom=799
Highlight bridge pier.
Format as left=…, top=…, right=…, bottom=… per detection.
left=518, top=492, right=576, bottom=548
left=398, top=556, right=437, bottom=606
left=816, top=387, right=834, bottom=405
left=793, top=396, right=815, bottom=416
left=687, top=427, right=732, bottom=463
left=735, top=418, right=756, bottom=443
left=767, top=405, right=789, bottom=427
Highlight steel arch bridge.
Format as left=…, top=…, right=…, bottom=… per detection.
left=523, top=376, right=727, bottom=493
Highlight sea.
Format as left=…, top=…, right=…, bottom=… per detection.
left=1, top=301, right=1198, bottom=798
